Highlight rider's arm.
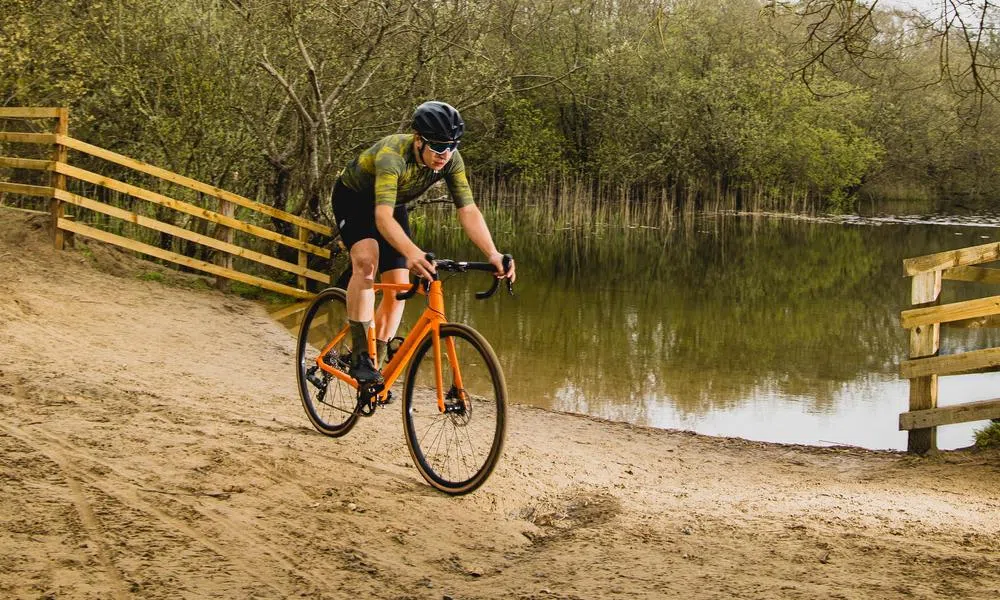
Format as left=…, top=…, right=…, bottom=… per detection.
left=444, top=153, right=515, bottom=281
left=457, top=204, right=516, bottom=282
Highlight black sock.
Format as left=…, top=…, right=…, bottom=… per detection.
left=376, top=339, right=388, bottom=367
left=349, top=320, right=371, bottom=362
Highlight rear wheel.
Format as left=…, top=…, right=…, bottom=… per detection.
left=296, top=287, right=359, bottom=436
left=402, top=323, right=506, bottom=494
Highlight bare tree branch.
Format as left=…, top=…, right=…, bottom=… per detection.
left=258, top=51, right=314, bottom=129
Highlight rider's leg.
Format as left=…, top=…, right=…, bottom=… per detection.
left=333, top=177, right=377, bottom=328
left=346, top=239, right=383, bottom=383
left=371, top=204, right=413, bottom=367
left=346, top=238, right=378, bottom=322
left=374, top=268, right=409, bottom=365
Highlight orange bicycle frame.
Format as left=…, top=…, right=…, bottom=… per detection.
left=312, top=278, right=466, bottom=412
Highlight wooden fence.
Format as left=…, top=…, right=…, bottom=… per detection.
left=0, top=107, right=332, bottom=299
left=899, top=243, right=1000, bottom=453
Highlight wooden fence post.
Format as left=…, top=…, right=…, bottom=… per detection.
left=297, top=226, right=309, bottom=291
left=50, top=107, right=69, bottom=249
left=214, top=199, right=235, bottom=291
left=908, top=270, right=942, bottom=454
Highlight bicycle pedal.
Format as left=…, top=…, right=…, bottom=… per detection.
left=376, top=391, right=395, bottom=406
left=354, top=382, right=384, bottom=417
left=356, top=398, right=376, bottom=417
left=385, top=337, right=405, bottom=362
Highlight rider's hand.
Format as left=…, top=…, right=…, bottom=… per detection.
left=488, top=252, right=515, bottom=283
left=406, top=251, right=436, bottom=281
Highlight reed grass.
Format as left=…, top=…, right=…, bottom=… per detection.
left=414, top=172, right=828, bottom=246
left=470, top=172, right=679, bottom=235
left=859, top=179, right=934, bottom=204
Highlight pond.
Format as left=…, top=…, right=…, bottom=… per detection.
left=407, top=211, right=1000, bottom=451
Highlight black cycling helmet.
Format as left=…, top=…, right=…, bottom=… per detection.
left=412, top=101, right=464, bottom=141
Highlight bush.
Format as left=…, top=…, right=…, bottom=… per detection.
left=973, top=421, right=1000, bottom=450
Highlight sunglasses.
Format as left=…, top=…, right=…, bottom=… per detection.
left=421, top=136, right=460, bottom=154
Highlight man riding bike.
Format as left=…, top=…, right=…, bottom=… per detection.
left=332, top=100, right=516, bottom=385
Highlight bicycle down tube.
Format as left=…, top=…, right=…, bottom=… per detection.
left=312, top=279, right=459, bottom=411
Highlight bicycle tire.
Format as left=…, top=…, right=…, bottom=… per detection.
left=402, top=323, right=506, bottom=495
left=296, top=287, right=359, bottom=437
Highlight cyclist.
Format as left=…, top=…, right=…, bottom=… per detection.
left=332, top=100, right=516, bottom=385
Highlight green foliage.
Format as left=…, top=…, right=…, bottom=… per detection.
left=774, top=89, right=883, bottom=211
left=3, top=0, right=1000, bottom=218
left=0, top=0, right=102, bottom=109
left=137, top=271, right=166, bottom=283
left=974, top=422, right=1000, bottom=450
left=488, top=99, right=568, bottom=181
left=229, top=282, right=291, bottom=304
left=530, top=0, right=886, bottom=209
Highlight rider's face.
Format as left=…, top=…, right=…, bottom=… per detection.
left=416, top=136, right=456, bottom=171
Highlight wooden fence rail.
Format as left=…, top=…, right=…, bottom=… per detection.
left=0, top=107, right=332, bottom=299
left=900, top=241, right=1000, bottom=453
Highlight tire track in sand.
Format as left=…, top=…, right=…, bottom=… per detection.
left=1, top=425, right=131, bottom=600
left=0, top=422, right=332, bottom=597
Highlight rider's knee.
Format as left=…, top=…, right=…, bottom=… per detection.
left=350, top=242, right=379, bottom=282
left=351, top=262, right=377, bottom=283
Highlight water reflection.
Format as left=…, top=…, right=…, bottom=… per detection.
left=288, top=214, right=1000, bottom=450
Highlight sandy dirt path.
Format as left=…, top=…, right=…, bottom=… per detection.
left=1, top=208, right=998, bottom=599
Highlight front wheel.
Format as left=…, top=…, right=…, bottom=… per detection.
left=296, top=287, right=359, bottom=437
left=402, top=323, right=507, bottom=495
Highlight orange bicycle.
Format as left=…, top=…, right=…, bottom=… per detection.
left=295, top=255, right=513, bottom=495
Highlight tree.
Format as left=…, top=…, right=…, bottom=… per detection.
left=231, top=0, right=525, bottom=224
left=764, top=0, right=1000, bottom=109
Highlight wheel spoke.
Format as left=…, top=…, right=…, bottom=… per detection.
left=295, top=288, right=359, bottom=437
left=403, top=324, right=506, bottom=494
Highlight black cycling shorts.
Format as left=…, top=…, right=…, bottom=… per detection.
left=331, top=178, right=410, bottom=273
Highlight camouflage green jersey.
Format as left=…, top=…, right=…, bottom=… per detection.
left=338, top=133, right=474, bottom=209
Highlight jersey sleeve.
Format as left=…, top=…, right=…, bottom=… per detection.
left=444, top=151, right=474, bottom=208
left=373, top=147, right=406, bottom=207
